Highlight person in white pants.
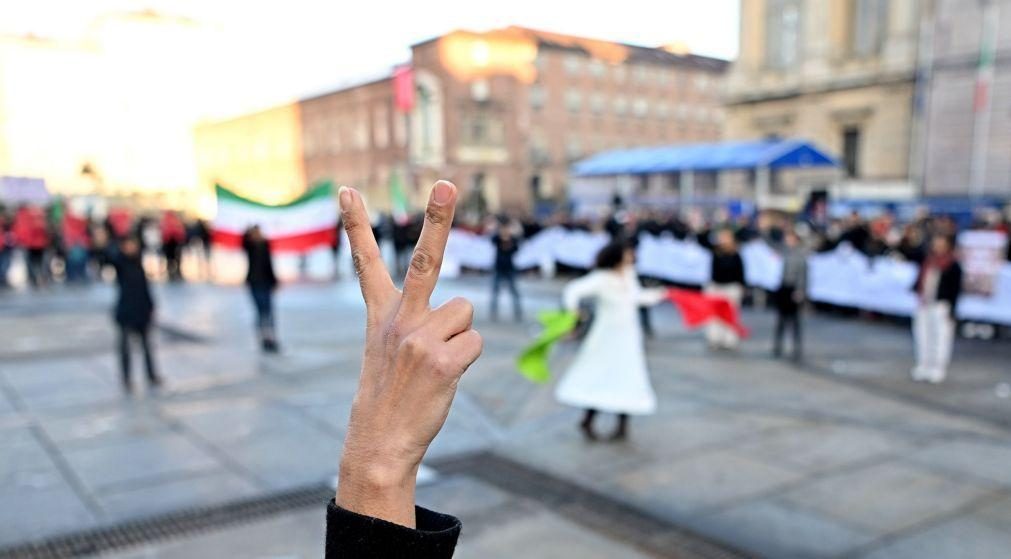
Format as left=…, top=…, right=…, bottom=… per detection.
left=705, top=229, right=746, bottom=350
left=911, top=235, right=963, bottom=384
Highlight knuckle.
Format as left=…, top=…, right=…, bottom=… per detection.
left=402, top=332, right=426, bottom=355
left=425, top=205, right=448, bottom=227
left=433, top=354, right=452, bottom=372
left=341, top=212, right=359, bottom=232
left=351, top=249, right=372, bottom=276
left=409, top=248, right=437, bottom=276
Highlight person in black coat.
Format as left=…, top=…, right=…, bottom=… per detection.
left=490, top=216, right=523, bottom=322
left=112, top=236, right=161, bottom=393
left=704, top=228, right=746, bottom=350
left=242, top=225, right=279, bottom=353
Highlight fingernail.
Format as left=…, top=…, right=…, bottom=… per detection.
left=432, top=181, right=454, bottom=205
left=339, top=186, right=352, bottom=208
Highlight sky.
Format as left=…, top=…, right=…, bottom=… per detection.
left=1, top=0, right=740, bottom=113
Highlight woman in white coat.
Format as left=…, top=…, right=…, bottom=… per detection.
left=557, top=241, right=667, bottom=440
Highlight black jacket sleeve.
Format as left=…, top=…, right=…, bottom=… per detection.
left=325, top=500, right=460, bottom=559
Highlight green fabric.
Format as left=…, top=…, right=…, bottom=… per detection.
left=517, top=310, right=580, bottom=384
left=389, top=169, right=409, bottom=221
left=215, top=180, right=334, bottom=208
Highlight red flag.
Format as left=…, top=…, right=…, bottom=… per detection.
left=666, top=288, right=750, bottom=338
left=393, top=65, right=415, bottom=112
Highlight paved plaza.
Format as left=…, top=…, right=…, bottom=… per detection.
left=1, top=276, right=1010, bottom=558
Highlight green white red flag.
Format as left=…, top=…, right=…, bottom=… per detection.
left=212, top=181, right=337, bottom=252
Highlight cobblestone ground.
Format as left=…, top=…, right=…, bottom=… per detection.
left=0, top=276, right=1009, bottom=558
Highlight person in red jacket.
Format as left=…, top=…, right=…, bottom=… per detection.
left=12, top=205, right=50, bottom=288
left=160, top=210, right=187, bottom=282
left=62, top=212, right=91, bottom=283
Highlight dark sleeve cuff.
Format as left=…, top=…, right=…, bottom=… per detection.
left=325, top=499, right=461, bottom=559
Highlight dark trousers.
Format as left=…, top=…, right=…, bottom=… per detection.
left=249, top=285, right=276, bottom=343
left=773, top=286, right=802, bottom=360
left=491, top=270, right=522, bottom=320
left=26, top=248, right=46, bottom=287
left=119, top=325, right=157, bottom=385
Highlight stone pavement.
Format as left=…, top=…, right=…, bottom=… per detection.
left=0, top=277, right=1009, bottom=558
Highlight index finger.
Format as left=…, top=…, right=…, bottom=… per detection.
left=400, top=181, right=457, bottom=314
left=339, top=186, right=394, bottom=307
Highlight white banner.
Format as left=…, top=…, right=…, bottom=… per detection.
left=441, top=228, right=1011, bottom=326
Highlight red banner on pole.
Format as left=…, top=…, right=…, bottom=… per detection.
left=393, top=65, right=415, bottom=113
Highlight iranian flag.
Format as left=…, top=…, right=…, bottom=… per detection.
left=213, top=181, right=338, bottom=252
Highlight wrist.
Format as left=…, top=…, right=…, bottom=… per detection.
left=337, top=452, right=419, bottom=528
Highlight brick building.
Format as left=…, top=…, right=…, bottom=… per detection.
left=195, top=26, right=728, bottom=214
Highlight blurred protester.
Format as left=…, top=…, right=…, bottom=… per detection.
left=160, top=211, right=186, bottom=282
left=773, top=230, right=807, bottom=361
left=188, top=218, right=213, bottom=280
left=490, top=216, right=523, bottom=322
left=841, top=210, right=870, bottom=253
left=12, top=205, right=50, bottom=288
left=90, top=221, right=114, bottom=280
left=705, top=229, right=745, bottom=350
left=896, top=224, right=926, bottom=262
left=911, top=235, right=962, bottom=384
left=61, top=212, right=91, bottom=283
left=557, top=241, right=667, bottom=441
left=0, top=210, right=12, bottom=288
left=242, top=225, right=279, bottom=353
left=112, top=237, right=161, bottom=393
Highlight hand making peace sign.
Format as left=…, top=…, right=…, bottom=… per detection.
left=336, top=181, right=483, bottom=528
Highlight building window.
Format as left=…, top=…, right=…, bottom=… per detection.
left=529, top=85, right=545, bottom=110
left=675, top=105, right=689, bottom=121
left=766, top=0, right=801, bottom=69
left=613, top=65, right=627, bottom=83
left=461, top=113, right=504, bottom=146
left=590, top=93, right=606, bottom=115
left=656, top=102, right=670, bottom=119
left=471, top=80, right=490, bottom=102
left=613, top=96, right=629, bottom=116
left=633, top=98, right=649, bottom=118
left=530, top=175, right=542, bottom=200
left=588, top=60, right=606, bottom=78
left=565, top=90, right=583, bottom=112
left=851, top=0, right=889, bottom=57
left=632, top=65, right=648, bottom=83
left=563, top=54, right=582, bottom=75
left=566, top=137, right=582, bottom=160
left=843, top=127, right=861, bottom=178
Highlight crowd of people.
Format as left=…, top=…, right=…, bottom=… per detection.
left=3, top=199, right=1008, bottom=394
left=0, top=203, right=213, bottom=289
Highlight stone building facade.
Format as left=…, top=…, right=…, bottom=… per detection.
left=725, top=0, right=922, bottom=203
left=921, top=0, right=1011, bottom=198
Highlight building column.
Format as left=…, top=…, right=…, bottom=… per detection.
left=681, top=170, right=695, bottom=205
left=755, top=166, right=770, bottom=208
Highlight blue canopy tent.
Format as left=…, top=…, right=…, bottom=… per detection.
left=572, top=138, right=838, bottom=176
left=569, top=138, right=839, bottom=213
